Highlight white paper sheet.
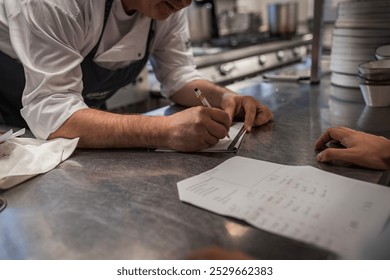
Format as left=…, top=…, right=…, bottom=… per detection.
left=199, top=122, right=245, bottom=152
left=177, top=156, right=390, bottom=259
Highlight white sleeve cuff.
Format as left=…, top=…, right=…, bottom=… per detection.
left=21, top=94, right=88, bottom=139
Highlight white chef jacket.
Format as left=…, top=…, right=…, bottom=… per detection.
left=0, top=0, right=203, bottom=139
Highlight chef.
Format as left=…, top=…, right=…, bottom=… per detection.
left=0, top=0, right=272, bottom=151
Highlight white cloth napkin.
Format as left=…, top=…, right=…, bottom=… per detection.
left=0, top=137, right=79, bottom=190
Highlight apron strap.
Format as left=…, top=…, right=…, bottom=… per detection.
left=89, top=0, right=115, bottom=58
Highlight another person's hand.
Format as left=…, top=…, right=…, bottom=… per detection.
left=188, top=246, right=253, bottom=260
left=164, top=106, right=230, bottom=152
left=221, top=93, right=273, bottom=132
left=314, top=127, right=390, bottom=170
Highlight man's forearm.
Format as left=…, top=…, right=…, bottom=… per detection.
left=171, top=79, right=233, bottom=108
left=48, top=108, right=169, bottom=148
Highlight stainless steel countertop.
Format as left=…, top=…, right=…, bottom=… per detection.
left=1, top=69, right=389, bottom=260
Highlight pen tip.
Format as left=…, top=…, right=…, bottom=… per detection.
left=194, top=88, right=199, bottom=92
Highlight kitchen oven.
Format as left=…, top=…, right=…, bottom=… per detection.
left=147, top=32, right=313, bottom=96
left=184, top=0, right=312, bottom=87
left=192, top=33, right=312, bottom=86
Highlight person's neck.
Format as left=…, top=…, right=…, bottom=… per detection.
left=121, top=0, right=136, bottom=15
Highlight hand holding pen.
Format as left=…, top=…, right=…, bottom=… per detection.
left=194, top=88, right=230, bottom=139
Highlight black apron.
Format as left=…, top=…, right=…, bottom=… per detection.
left=0, top=0, right=154, bottom=127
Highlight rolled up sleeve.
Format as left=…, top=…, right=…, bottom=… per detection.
left=7, top=0, right=96, bottom=139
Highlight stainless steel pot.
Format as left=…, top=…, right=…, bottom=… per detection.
left=187, top=2, right=213, bottom=43
left=218, top=10, right=262, bottom=36
left=267, top=2, right=298, bottom=36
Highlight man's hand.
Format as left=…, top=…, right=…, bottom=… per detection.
left=221, top=93, right=273, bottom=132
left=314, top=127, right=390, bottom=170
left=164, top=106, right=231, bottom=152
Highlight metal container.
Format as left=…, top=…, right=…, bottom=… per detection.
left=267, top=2, right=298, bottom=36
left=218, top=9, right=262, bottom=36
left=187, top=2, right=213, bottom=43
left=360, top=84, right=390, bottom=107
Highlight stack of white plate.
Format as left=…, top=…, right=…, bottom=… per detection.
left=323, top=0, right=339, bottom=22
left=329, top=0, right=390, bottom=101
left=322, top=0, right=344, bottom=52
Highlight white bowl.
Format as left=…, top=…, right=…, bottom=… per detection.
left=330, top=60, right=362, bottom=75
left=376, top=45, right=390, bottom=60
left=333, top=28, right=390, bottom=38
left=332, top=47, right=378, bottom=56
left=359, top=84, right=390, bottom=107
left=332, top=35, right=390, bottom=46
left=331, top=52, right=374, bottom=63
left=331, top=72, right=360, bottom=88
left=339, top=1, right=390, bottom=13
left=335, top=20, right=390, bottom=29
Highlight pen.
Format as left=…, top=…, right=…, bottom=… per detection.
left=194, top=88, right=230, bottom=139
left=194, top=88, right=211, bottom=108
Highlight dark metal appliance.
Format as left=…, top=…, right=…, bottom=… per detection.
left=192, top=33, right=312, bottom=86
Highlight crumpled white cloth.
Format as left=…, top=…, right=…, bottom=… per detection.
left=0, top=137, right=79, bottom=190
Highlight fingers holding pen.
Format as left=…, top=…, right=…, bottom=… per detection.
left=194, top=89, right=231, bottom=137
left=190, top=106, right=231, bottom=141
left=208, top=108, right=231, bottom=137
left=190, top=108, right=230, bottom=148
left=165, top=106, right=231, bottom=151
